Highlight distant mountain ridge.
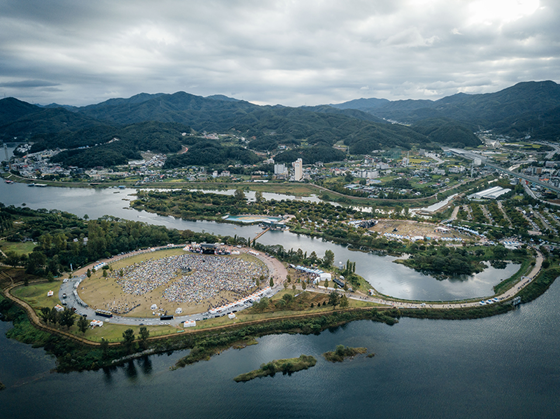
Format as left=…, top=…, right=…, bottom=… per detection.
left=4, top=80, right=558, bottom=168
left=331, top=80, right=560, bottom=141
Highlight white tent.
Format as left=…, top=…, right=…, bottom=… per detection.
left=175, top=308, right=183, bottom=314
left=150, top=304, right=158, bottom=310
left=183, top=320, right=196, bottom=328
left=228, top=313, right=236, bottom=319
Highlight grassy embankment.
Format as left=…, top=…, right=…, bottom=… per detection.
left=323, top=345, right=369, bottom=362
left=493, top=257, right=533, bottom=295
left=234, top=355, right=317, bottom=382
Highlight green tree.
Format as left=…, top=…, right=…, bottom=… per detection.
left=86, top=269, right=92, bottom=278
left=339, top=294, right=349, bottom=308
left=255, top=190, right=264, bottom=203
left=26, top=251, right=46, bottom=274
left=100, top=338, right=109, bottom=358
left=301, top=281, right=307, bottom=291
left=78, top=315, right=89, bottom=334
left=234, top=188, right=246, bottom=201
left=328, top=291, right=340, bottom=308
left=122, top=328, right=136, bottom=353
left=139, top=326, right=150, bottom=349
left=49, top=307, right=60, bottom=326
left=60, top=308, right=76, bottom=330
left=4, top=251, right=21, bottom=268
left=493, top=245, right=508, bottom=259
left=39, top=307, right=51, bottom=324
left=322, top=250, right=334, bottom=267
left=270, top=277, right=274, bottom=287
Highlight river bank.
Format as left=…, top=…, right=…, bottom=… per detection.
left=2, top=256, right=557, bottom=374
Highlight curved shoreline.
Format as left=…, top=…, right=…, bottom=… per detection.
left=2, top=248, right=543, bottom=346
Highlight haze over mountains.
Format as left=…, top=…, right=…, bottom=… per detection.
left=1, top=81, right=559, bottom=168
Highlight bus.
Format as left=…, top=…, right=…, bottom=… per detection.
left=95, top=309, right=113, bottom=318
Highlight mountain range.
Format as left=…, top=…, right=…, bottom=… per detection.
left=1, top=80, right=559, bottom=168
left=331, top=80, right=560, bottom=141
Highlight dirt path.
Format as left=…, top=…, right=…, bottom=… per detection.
left=449, top=205, right=460, bottom=221
left=497, top=201, right=512, bottom=227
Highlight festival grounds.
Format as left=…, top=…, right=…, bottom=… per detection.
left=78, top=248, right=270, bottom=317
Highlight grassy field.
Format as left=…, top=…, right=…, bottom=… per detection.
left=71, top=323, right=180, bottom=343
left=0, top=241, right=36, bottom=255
left=11, top=281, right=63, bottom=310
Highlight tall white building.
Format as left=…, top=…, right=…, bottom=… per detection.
left=292, top=158, right=303, bottom=181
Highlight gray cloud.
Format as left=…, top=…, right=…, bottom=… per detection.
left=0, top=0, right=558, bottom=106
left=0, top=80, right=60, bottom=88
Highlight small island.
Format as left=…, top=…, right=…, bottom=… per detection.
left=234, top=355, right=317, bottom=382
left=323, top=345, right=368, bottom=362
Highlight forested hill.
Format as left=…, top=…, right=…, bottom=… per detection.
left=75, top=92, right=483, bottom=151
left=332, top=81, right=560, bottom=141
left=0, top=89, right=487, bottom=168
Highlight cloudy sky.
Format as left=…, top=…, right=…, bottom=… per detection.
left=1, top=0, right=558, bottom=106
